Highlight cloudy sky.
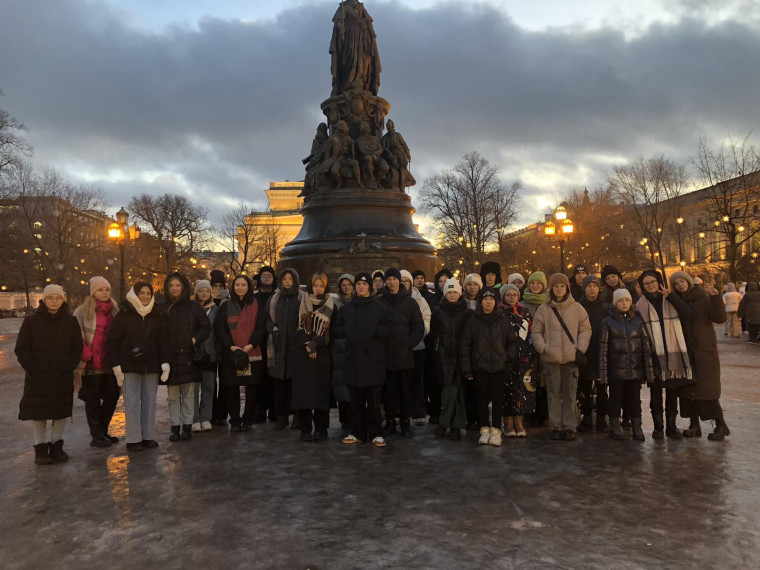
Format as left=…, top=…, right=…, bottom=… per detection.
left=1, top=0, right=758, bottom=234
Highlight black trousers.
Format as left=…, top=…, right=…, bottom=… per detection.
left=347, top=384, right=383, bottom=441
left=608, top=381, right=642, bottom=418
left=411, top=350, right=427, bottom=418
left=298, top=408, right=329, bottom=434
left=465, top=379, right=479, bottom=425
left=649, top=384, right=678, bottom=415
left=577, top=365, right=608, bottom=416
left=79, top=373, right=120, bottom=437
left=749, top=324, right=760, bottom=342
left=274, top=378, right=293, bottom=418
left=424, top=353, right=441, bottom=418
left=475, top=371, right=503, bottom=428
left=383, top=369, right=414, bottom=418
left=228, top=385, right=257, bottom=426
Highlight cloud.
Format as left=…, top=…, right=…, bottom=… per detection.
left=1, top=0, right=758, bottom=231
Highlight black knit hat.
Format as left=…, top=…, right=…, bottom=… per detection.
left=355, top=272, right=372, bottom=285
left=411, top=269, right=426, bottom=280
left=601, top=265, right=622, bottom=281
left=384, top=267, right=402, bottom=281
left=372, top=270, right=385, bottom=281
left=480, top=286, right=499, bottom=299
left=210, top=269, right=226, bottom=288
left=257, top=266, right=276, bottom=280
left=572, top=264, right=588, bottom=276
left=581, top=275, right=601, bottom=288
left=637, top=269, right=663, bottom=292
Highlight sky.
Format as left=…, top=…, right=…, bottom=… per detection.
left=1, top=0, right=759, bottom=236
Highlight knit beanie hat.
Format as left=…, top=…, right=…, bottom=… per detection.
left=399, top=269, right=413, bottom=284
left=411, top=269, right=426, bottom=280
left=355, top=272, right=372, bottom=286
left=527, top=271, right=547, bottom=290
left=463, top=273, right=483, bottom=289
left=384, top=267, right=402, bottom=281
left=194, top=279, right=212, bottom=296
left=210, top=270, right=226, bottom=288
left=500, top=283, right=519, bottom=300
left=257, top=266, right=276, bottom=281
left=581, top=275, right=601, bottom=289
left=89, top=276, right=111, bottom=296
left=572, top=264, right=588, bottom=276
left=43, top=284, right=65, bottom=300
left=601, top=265, right=622, bottom=282
left=612, top=288, right=632, bottom=305
left=338, top=273, right=355, bottom=287
left=372, top=269, right=385, bottom=281
left=480, top=286, right=499, bottom=300
left=443, top=278, right=462, bottom=295
left=507, top=273, right=525, bottom=285
left=548, top=273, right=570, bottom=289
left=669, top=271, right=694, bottom=290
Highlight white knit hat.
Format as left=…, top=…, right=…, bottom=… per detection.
left=463, top=273, right=482, bottom=289
left=399, top=269, right=413, bottom=283
left=443, top=278, right=462, bottom=295
left=612, top=288, right=632, bottom=305
left=194, top=279, right=212, bottom=295
left=507, top=273, right=525, bottom=285
left=42, top=284, right=65, bottom=300
left=89, top=276, right=111, bottom=296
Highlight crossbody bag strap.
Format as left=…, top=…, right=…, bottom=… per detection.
left=551, top=306, right=576, bottom=346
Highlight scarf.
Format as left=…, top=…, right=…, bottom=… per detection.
left=227, top=298, right=262, bottom=360
left=298, top=293, right=334, bottom=343
left=502, top=301, right=531, bottom=341
left=522, top=290, right=546, bottom=306
left=90, top=300, right=115, bottom=370
left=636, top=295, right=691, bottom=381
left=127, top=288, right=154, bottom=318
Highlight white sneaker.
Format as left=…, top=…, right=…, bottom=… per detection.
left=342, top=434, right=362, bottom=444
left=372, top=436, right=386, bottom=447
left=201, top=421, right=212, bottom=431
left=478, top=426, right=491, bottom=445
left=488, top=427, right=502, bottom=447
left=191, top=422, right=202, bottom=432
left=503, top=429, right=517, bottom=437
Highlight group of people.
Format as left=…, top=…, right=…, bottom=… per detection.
left=17, top=259, right=745, bottom=465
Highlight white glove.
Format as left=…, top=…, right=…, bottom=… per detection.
left=113, top=365, right=125, bottom=387
left=160, top=363, right=170, bottom=383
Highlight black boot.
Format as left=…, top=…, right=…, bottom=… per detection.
left=400, top=418, right=412, bottom=438
left=34, top=443, right=53, bottom=465
left=665, top=413, right=683, bottom=439
left=708, top=415, right=731, bottom=441
left=274, top=415, right=288, bottom=430
left=651, top=413, right=664, bottom=439
left=682, top=417, right=702, bottom=438
left=577, top=414, right=594, bottom=433
left=181, top=424, right=193, bottom=440
left=48, top=440, right=69, bottom=462
left=595, top=415, right=609, bottom=433
left=609, top=417, right=625, bottom=440
left=169, top=425, right=181, bottom=441
left=385, top=417, right=397, bottom=435
left=87, top=409, right=112, bottom=447
left=632, top=416, right=645, bottom=441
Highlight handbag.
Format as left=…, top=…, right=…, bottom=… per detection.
left=551, top=307, right=588, bottom=366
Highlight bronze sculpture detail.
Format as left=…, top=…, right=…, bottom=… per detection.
left=330, top=0, right=381, bottom=97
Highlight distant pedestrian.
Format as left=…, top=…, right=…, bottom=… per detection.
left=738, top=282, right=760, bottom=343
left=723, top=283, right=742, bottom=338
left=16, top=285, right=83, bottom=465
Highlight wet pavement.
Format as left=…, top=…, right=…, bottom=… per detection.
left=1, top=318, right=759, bottom=569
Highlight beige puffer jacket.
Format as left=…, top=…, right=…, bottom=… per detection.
left=532, top=295, right=592, bottom=364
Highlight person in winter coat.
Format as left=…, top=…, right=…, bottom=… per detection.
left=429, top=268, right=454, bottom=309
left=669, top=271, right=730, bottom=441
left=423, top=268, right=454, bottom=424
left=159, top=272, right=212, bottom=442
left=401, top=270, right=431, bottom=426
left=723, top=283, right=743, bottom=338
left=289, top=273, right=335, bottom=442
left=331, top=273, right=355, bottom=428
left=265, top=268, right=307, bottom=429
left=372, top=270, right=385, bottom=296
left=507, top=273, right=526, bottom=298
left=522, top=271, right=549, bottom=427
left=335, top=272, right=393, bottom=447
left=192, top=280, right=219, bottom=432
left=635, top=269, right=690, bottom=439
left=599, top=289, right=654, bottom=441
left=601, top=265, right=639, bottom=305
left=480, top=261, right=503, bottom=289
left=378, top=267, right=425, bottom=438
left=532, top=273, right=592, bottom=441
left=16, top=285, right=83, bottom=465
left=73, top=276, right=121, bottom=448
left=209, top=269, right=230, bottom=426
left=214, top=275, right=266, bottom=432
left=499, top=284, right=537, bottom=437
left=107, top=282, right=169, bottom=452
left=428, top=278, right=473, bottom=440
left=412, top=269, right=435, bottom=305
left=522, top=271, right=547, bottom=318
left=253, top=266, right=277, bottom=423
left=569, top=264, right=588, bottom=302
left=738, top=281, right=760, bottom=343
left=577, top=275, right=609, bottom=433
left=462, top=273, right=483, bottom=311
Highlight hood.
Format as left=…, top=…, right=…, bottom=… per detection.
left=278, top=268, right=301, bottom=296
left=434, top=268, right=453, bottom=294
left=748, top=281, right=759, bottom=292
left=163, top=272, right=192, bottom=305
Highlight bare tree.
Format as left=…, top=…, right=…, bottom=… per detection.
left=692, top=134, right=760, bottom=281
left=608, top=155, right=687, bottom=279
left=128, top=193, right=211, bottom=276
left=216, top=202, right=282, bottom=276
left=419, top=151, right=521, bottom=273
left=0, top=92, right=33, bottom=182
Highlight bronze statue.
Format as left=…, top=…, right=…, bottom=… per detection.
left=319, top=120, right=363, bottom=189
left=301, top=123, right=329, bottom=197
left=330, top=0, right=381, bottom=97
left=381, top=119, right=416, bottom=190
left=356, top=121, right=389, bottom=189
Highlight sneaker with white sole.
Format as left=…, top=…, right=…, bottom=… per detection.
left=201, top=421, right=212, bottom=431
left=342, top=434, right=362, bottom=444
left=488, top=427, right=502, bottom=446
left=503, top=429, right=517, bottom=437
left=414, top=417, right=427, bottom=426
left=191, top=422, right=202, bottom=432
left=478, top=426, right=491, bottom=445
left=372, top=436, right=387, bottom=447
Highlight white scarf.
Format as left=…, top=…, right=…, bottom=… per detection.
left=636, top=295, right=692, bottom=380
left=127, top=288, right=155, bottom=318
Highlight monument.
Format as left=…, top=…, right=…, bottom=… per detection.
left=278, top=0, right=437, bottom=281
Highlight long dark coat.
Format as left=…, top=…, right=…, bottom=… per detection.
left=158, top=273, right=211, bottom=385
left=333, top=296, right=392, bottom=388
left=264, top=287, right=302, bottom=381
left=377, top=285, right=424, bottom=372
left=106, top=300, right=169, bottom=375
left=289, top=298, right=333, bottom=411
left=214, top=296, right=267, bottom=388
left=430, top=297, right=473, bottom=386
left=16, top=303, right=83, bottom=421
left=676, top=285, right=726, bottom=400
left=580, top=296, right=612, bottom=378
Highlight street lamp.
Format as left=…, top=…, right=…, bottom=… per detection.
left=544, top=206, right=575, bottom=271
left=676, top=216, right=685, bottom=264
left=107, top=207, right=141, bottom=300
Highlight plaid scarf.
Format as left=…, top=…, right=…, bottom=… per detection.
left=298, top=293, right=334, bottom=343
left=636, top=295, right=692, bottom=381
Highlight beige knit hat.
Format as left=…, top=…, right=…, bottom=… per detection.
left=89, top=276, right=111, bottom=296
left=42, top=284, right=65, bottom=300
left=463, top=273, right=483, bottom=289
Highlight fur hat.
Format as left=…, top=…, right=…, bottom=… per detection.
left=443, top=278, right=462, bottom=295
left=89, top=276, right=111, bottom=296
left=507, top=273, right=525, bottom=285
left=384, top=267, right=402, bottom=281
left=42, top=284, right=65, bottom=300
left=612, top=288, right=632, bottom=305
left=669, top=271, right=694, bottom=290
left=463, top=273, right=483, bottom=290
left=480, top=261, right=502, bottom=283
left=194, top=279, right=212, bottom=295
left=256, top=266, right=276, bottom=281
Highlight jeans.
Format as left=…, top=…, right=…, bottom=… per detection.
left=123, top=372, right=159, bottom=443
left=544, top=362, right=579, bottom=431
left=168, top=383, right=195, bottom=426
left=193, top=369, right=216, bottom=424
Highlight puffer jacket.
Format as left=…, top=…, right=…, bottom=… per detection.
left=106, top=295, right=169, bottom=375
left=460, top=305, right=518, bottom=376
left=378, top=285, right=425, bottom=371
left=429, top=297, right=473, bottom=386
left=409, top=286, right=431, bottom=351
left=579, top=295, right=610, bottom=377
left=599, top=308, right=654, bottom=384
left=532, top=295, right=591, bottom=364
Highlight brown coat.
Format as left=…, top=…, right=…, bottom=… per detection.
left=532, top=296, right=592, bottom=364
left=677, top=285, right=726, bottom=401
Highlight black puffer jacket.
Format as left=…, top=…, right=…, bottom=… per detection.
left=16, top=302, right=83, bottom=421
left=429, top=297, right=473, bottom=385
left=106, top=298, right=169, bottom=374
left=158, top=273, right=211, bottom=385
left=460, top=306, right=517, bottom=376
left=333, top=295, right=392, bottom=388
left=378, top=285, right=425, bottom=371
left=599, top=308, right=654, bottom=385
left=579, top=296, right=610, bottom=377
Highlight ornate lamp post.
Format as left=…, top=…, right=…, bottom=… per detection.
left=544, top=206, right=575, bottom=271
left=107, top=207, right=141, bottom=300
